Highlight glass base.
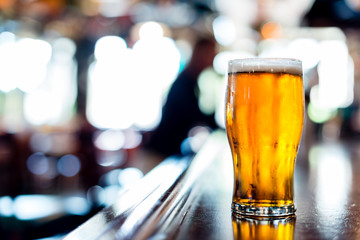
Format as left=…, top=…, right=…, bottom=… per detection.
left=232, top=202, right=296, bottom=218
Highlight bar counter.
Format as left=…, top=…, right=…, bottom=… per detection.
left=65, top=131, right=360, bottom=239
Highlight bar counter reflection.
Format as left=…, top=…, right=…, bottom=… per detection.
left=233, top=216, right=296, bottom=240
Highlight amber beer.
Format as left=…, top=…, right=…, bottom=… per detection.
left=226, top=58, right=304, bottom=217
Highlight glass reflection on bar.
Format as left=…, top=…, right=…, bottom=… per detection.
left=232, top=216, right=295, bottom=240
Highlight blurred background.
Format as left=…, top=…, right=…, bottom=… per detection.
left=1, top=0, right=360, bottom=239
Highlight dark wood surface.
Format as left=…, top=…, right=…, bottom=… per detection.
left=65, top=131, right=360, bottom=239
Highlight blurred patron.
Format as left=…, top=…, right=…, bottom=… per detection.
left=144, top=36, right=218, bottom=157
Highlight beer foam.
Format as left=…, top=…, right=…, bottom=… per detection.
left=228, top=58, right=302, bottom=75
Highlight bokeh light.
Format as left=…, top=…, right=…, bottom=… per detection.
left=286, top=38, right=321, bottom=70
left=29, top=133, right=53, bottom=153
left=213, top=51, right=254, bottom=76
left=118, top=168, right=144, bottom=187
left=307, top=102, right=338, bottom=124
left=0, top=31, right=17, bottom=92
left=87, top=27, right=181, bottom=131
left=139, top=21, right=164, bottom=40
left=213, top=15, right=237, bottom=46
left=97, top=0, right=131, bottom=18
left=94, top=130, right=126, bottom=151
left=122, top=129, right=142, bottom=149
left=64, top=195, right=90, bottom=215
left=261, top=21, right=283, bottom=39
left=27, top=152, right=50, bottom=175
left=198, top=68, right=223, bottom=116
left=22, top=36, right=77, bottom=127
left=314, top=40, right=353, bottom=109
left=15, top=38, right=52, bottom=93
left=96, top=150, right=126, bottom=167
left=57, top=155, right=81, bottom=177
left=94, top=36, right=127, bottom=61
left=0, top=196, right=13, bottom=217
left=13, top=195, right=62, bottom=220
left=87, top=185, right=105, bottom=206
left=100, top=169, right=122, bottom=186
left=24, top=90, right=60, bottom=126
left=87, top=35, right=135, bottom=129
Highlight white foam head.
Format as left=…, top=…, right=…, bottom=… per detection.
left=228, top=58, right=302, bottom=75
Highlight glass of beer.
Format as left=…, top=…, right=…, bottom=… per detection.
left=225, top=58, right=304, bottom=217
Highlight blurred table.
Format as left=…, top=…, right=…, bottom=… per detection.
left=65, top=130, right=360, bottom=239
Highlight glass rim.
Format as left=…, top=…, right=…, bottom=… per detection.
left=228, top=58, right=302, bottom=75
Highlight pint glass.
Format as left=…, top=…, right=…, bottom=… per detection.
left=225, top=58, right=304, bottom=217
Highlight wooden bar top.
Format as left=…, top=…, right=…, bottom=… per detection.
left=65, top=131, right=360, bottom=239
